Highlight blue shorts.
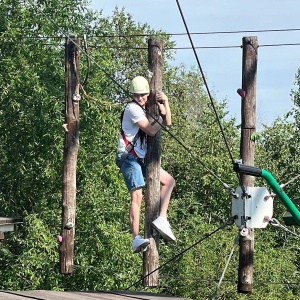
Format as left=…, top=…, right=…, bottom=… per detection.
left=116, top=153, right=146, bottom=191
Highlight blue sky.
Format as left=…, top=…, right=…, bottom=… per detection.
left=89, top=0, right=300, bottom=129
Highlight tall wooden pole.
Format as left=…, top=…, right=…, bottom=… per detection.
left=143, top=39, right=163, bottom=287
left=59, top=37, right=80, bottom=275
left=238, top=36, right=258, bottom=293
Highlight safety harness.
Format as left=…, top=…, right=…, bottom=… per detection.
left=117, top=110, right=143, bottom=169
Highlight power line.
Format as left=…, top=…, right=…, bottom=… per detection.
left=23, top=27, right=300, bottom=38
left=3, top=27, right=300, bottom=40
left=3, top=33, right=300, bottom=49
left=260, top=42, right=300, bottom=47
left=88, top=43, right=300, bottom=50
left=87, top=45, right=242, bottom=50
left=4, top=40, right=300, bottom=50
left=98, top=28, right=300, bottom=37
left=158, top=276, right=300, bottom=285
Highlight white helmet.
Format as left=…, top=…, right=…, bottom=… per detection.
left=130, top=76, right=150, bottom=94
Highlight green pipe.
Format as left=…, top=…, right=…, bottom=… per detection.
left=261, top=169, right=300, bottom=225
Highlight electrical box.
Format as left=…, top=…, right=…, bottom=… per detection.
left=232, top=186, right=273, bottom=228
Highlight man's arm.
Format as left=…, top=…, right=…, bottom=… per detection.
left=137, top=116, right=164, bottom=137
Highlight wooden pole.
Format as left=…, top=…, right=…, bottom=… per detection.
left=238, top=36, right=258, bottom=293
left=143, top=39, right=164, bottom=287
left=59, top=37, right=80, bottom=275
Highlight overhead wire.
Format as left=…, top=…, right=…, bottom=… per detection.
left=82, top=43, right=300, bottom=50
left=92, top=27, right=300, bottom=37
left=9, top=27, right=300, bottom=39
left=280, top=173, right=300, bottom=189
left=3, top=34, right=300, bottom=49
left=125, top=218, right=233, bottom=290
left=175, top=0, right=244, bottom=191
left=87, top=45, right=241, bottom=50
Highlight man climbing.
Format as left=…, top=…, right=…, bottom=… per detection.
left=116, top=76, right=176, bottom=253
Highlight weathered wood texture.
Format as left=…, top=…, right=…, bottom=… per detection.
left=59, top=37, right=80, bottom=275
left=0, top=290, right=193, bottom=300
left=240, top=36, right=257, bottom=186
left=143, top=39, right=164, bottom=287
left=238, top=36, right=258, bottom=294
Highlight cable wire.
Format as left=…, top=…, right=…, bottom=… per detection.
left=125, top=218, right=233, bottom=290
left=269, top=218, right=300, bottom=238
left=6, top=27, right=300, bottom=39
left=93, top=27, right=300, bottom=37
left=84, top=43, right=300, bottom=50
left=212, top=236, right=239, bottom=300
left=88, top=45, right=242, bottom=50
left=280, top=173, right=300, bottom=189
left=175, top=0, right=244, bottom=191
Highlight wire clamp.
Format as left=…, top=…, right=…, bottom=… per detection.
left=239, top=227, right=254, bottom=240
left=240, top=227, right=249, bottom=236
left=73, top=93, right=81, bottom=102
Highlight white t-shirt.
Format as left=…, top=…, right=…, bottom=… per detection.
left=117, top=102, right=147, bottom=158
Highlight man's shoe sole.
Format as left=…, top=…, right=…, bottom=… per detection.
left=133, top=240, right=150, bottom=253
left=151, top=223, right=176, bottom=242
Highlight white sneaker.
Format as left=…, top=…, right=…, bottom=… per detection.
left=152, top=217, right=176, bottom=241
left=131, top=235, right=150, bottom=253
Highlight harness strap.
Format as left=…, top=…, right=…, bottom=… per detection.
left=117, top=130, right=141, bottom=169
left=117, top=106, right=144, bottom=169
left=121, top=132, right=138, bottom=157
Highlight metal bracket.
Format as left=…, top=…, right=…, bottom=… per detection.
left=232, top=186, right=273, bottom=229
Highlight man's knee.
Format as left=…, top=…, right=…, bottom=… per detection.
left=169, top=176, right=176, bottom=189
left=164, top=174, right=175, bottom=189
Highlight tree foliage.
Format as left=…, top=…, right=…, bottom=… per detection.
left=0, top=1, right=299, bottom=299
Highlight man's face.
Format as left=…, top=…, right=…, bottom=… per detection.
left=133, top=93, right=149, bottom=106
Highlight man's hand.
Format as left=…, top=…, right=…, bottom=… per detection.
left=156, top=91, right=168, bottom=115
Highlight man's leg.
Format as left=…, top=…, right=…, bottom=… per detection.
left=129, top=188, right=143, bottom=238
left=130, top=187, right=150, bottom=253
left=159, top=168, right=175, bottom=217
left=120, top=155, right=149, bottom=253
left=151, top=168, right=176, bottom=241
